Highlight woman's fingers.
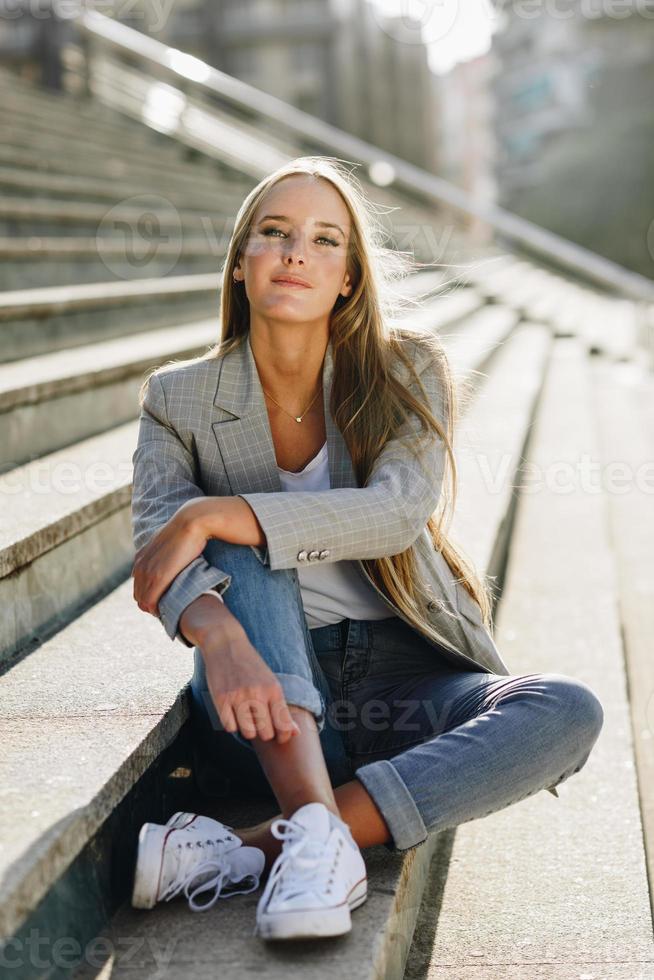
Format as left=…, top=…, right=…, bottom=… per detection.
left=222, top=693, right=299, bottom=744
left=248, top=698, right=276, bottom=742
left=235, top=698, right=259, bottom=741
left=216, top=698, right=238, bottom=736
left=270, top=698, right=300, bottom=744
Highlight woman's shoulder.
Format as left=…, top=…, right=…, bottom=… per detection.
left=140, top=353, right=221, bottom=415
left=148, top=353, right=220, bottom=393
left=389, top=327, right=443, bottom=377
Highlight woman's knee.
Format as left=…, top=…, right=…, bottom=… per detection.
left=203, top=537, right=262, bottom=571
left=541, top=672, right=604, bottom=743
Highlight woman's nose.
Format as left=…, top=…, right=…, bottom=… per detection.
left=282, top=233, right=306, bottom=260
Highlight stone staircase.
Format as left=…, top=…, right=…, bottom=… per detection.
left=1, top=53, right=653, bottom=980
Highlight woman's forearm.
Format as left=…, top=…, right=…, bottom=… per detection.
left=197, top=495, right=267, bottom=548
left=179, top=592, right=245, bottom=647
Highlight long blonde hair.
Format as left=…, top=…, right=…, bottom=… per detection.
left=142, top=156, right=494, bottom=631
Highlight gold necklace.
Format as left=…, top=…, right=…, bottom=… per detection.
left=262, top=385, right=322, bottom=423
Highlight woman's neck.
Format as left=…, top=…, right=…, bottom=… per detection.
left=248, top=328, right=329, bottom=407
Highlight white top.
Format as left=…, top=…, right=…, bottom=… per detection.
left=200, top=439, right=393, bottom=628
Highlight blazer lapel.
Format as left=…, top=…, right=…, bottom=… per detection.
left=211, top=330, right=357, bottom=496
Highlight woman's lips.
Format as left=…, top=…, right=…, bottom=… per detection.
left=271, top=279, right=311, bottom=288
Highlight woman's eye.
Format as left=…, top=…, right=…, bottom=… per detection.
left=261, top=228, right=338, bottom=247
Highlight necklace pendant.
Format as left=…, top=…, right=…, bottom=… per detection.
left=295, top=416, right=302, bottom=423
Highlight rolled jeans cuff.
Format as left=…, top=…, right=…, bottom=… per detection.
left=355, top=759, right=429, bottom=853
left=228, top=672, right=326, bottom=749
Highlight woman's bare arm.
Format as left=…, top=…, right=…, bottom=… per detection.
left=179, top=592, right=245, bottom=647
left=193, top=495, right=267, bottom=547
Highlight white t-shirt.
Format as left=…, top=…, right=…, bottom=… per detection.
left=200, top=439, right=393, bottom=628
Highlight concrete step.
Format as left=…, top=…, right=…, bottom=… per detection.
left=404, top=340, right=654, bottom=978
left=464, top=253, right=644, bottom=359
left=0, top=127, right=236, bottom=193
left=0, top=237, right=221, bottom=289
left=0, top=194, right=234, bottom=239
left=0, top=273, right=221, bottom=363
left=0, top=420, right=137, bottom=666
left=1, top=64, right=294, bottom=173
left=0, top=317, right=219, bottom=472
left=0, top=110, right=216, bottom=169
left=442, top=303, right=521, bottom=397
left=0, top=141, right=252, bottom=200
left=0, top=576, right=196, bottom=947
left=0, top=81, right=225, bottom=178
left=0, top=317, right=546, bottom=978
left=0, top=100, right=169, bottom=154
left=0, top=94, right=231, bottom=185
left=0, top=65, right=167, bottom=135
left=591, top=357, right=654, bottom=923
left=0, top=163, right=247, bottom=213
left=0, top=92, right=162, bottom=149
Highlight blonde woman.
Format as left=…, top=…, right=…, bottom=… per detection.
left=130, top=157, right=603, bottom=941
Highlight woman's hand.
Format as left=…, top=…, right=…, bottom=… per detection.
left=201, top=624, right=301, bottom=744
left=132, top=498, right=219, bottom=616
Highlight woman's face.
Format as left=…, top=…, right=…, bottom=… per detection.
left=234, top=175, right=353, bottom=327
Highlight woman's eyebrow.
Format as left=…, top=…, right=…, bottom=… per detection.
left=256, top=214, right=347, bottom=237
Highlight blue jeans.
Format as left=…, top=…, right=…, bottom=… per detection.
left=189, top=540, right=604, bottom=853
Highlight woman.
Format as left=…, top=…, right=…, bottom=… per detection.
left=129, top=157, right=604, bottom=941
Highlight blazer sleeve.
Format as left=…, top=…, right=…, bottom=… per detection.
left=131, top=371, right=232, bottom=647
left=237, top=345, right=449, bottom=571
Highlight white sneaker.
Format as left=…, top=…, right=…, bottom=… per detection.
left=255, top=802, right=367, bottom=941
left=132, top=811, right=265, bottom=912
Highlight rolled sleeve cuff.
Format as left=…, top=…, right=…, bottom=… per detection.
left=157, top=558, right=232, bottom=648
left=199, top=589, right=225, bottom=602
left=354, top=759, right=429, bottom=853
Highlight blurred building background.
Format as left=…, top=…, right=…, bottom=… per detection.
left=489, top=5, right=654, bottom=280
left=1, top=0, right=653, bottom=279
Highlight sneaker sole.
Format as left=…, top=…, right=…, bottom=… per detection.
left=131, top=823, right=168, bottom=910
left=257, top=877, right=368, bottom=940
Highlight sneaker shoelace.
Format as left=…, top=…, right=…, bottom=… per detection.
left=254, top=817, right=337, bottom=933
left=161, top=837, right=261, bottom=912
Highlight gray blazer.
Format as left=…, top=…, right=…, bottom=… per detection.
left=132, top=329, right=511, bottom=677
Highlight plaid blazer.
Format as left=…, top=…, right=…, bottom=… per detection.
left=131, top=329, right=513, bottom=677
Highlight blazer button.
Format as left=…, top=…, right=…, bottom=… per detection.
left=318, top=550, right=330, bottom=560
left=297, top=550, right=309, bottom=561
left=308, top=550, right=320, bottom=561
left=427, top=599, right=442, bottom=612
